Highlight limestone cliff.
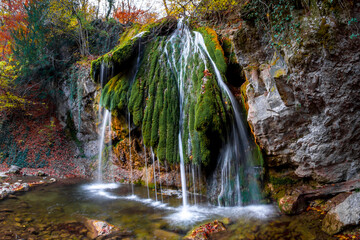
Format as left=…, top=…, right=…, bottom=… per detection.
left=214, top=1, right=360, bottom=186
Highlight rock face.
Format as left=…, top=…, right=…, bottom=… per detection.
left=322, top=193, right=360, bottom=235
left=230, top=8, right=360, bottom=184
left=57, top=64, right=100, bottom=148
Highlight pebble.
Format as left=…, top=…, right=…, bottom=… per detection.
left=28, top=227, right=38, bottom=234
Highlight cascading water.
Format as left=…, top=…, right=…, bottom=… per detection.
left=157, top=157, right=164, bottom=203
left=164, top=20, right=194, bottom=209
left=96, top=19, right=261, bottom=211
left=127, top=41, right=142, bottom=196
left=128, top=111, right=134, bottom=195
left=144, top=145, right=150, bottom=199
left=163, top=19, right=261, bottom=207
left=191, top=164, right=197, bottom=205
left=97, top=109, right=111, bottom=182
left=193, top=32, right=261, bottom=206
left=151, top=148, right=158, bottom=202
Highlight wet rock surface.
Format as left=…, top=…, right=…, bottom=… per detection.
left=322, top=192, right=360, bottom=235
left=185, top=220, right=226, bottom=240
left=229, top=11, right=360, bottom=184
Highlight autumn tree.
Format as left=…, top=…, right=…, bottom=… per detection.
left=195, top=0, right=240, bottom=23
left=11, top=0, right=53, bottom=79
left=161, top=0, right=240, bottom=21
left=113, top=0, right=158, bottom=25
left=162, top=0, right=198, bottom=17
left=0, top=0, right=29, bottom=59
left=0, top=57, right=25, bottom=114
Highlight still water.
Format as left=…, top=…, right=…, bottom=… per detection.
left=0, top=181, right=333, bottom=239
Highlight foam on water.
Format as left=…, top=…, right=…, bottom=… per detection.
left=82, top=183, right=275, bottom=227
left=166, top=204, right=276, bottom=226
left=83, top=183, right=120, bottom=191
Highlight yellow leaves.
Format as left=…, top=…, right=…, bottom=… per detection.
left=0, top=57, right=26, bottom=112
left=196, top=0, right=238, bottom=14
left=69, top=17, right=79, bottom=29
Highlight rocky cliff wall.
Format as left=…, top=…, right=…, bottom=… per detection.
left=215, top=2, right=360, bottom=186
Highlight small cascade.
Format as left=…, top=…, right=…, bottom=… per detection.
left=194, top=32, right=261, bottom=206
left=164, top=19, right=192, bottom=209
left=164, top=160, right=169, bottom=203
left=191, top=163, right=197, bottom=205
left=163, top=19, right=261, bottom=207
left=128, top=111, right=134, bottom=195
left=178, top=132, right=188, bottom=207
left=97, top=109, right=111, bottom=182
left=157, top=159, right=164, bottom=203
left=151, top=148, right=158, bottom=202
left=144, top=145, right=150, bottom=199
left=127, top=40, right=143, bottom=196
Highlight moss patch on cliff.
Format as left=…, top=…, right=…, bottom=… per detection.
left=91, top=17, right=177, bottom=84
left=195, top=27, right=227, bottom=75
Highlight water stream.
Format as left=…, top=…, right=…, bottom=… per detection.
left=151, top=148, right=158, bottom=202
left=97, top=109, right=111, bottom=182
left=144, top=145, right=150, bottom=199
left=128, top=111, right=134, bottom=195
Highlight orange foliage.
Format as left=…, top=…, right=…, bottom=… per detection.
left=0, top=0, right=30, bottom=59
left=113, top=2, right=158, bottom=25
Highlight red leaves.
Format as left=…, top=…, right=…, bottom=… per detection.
left=203, top=69, right=212, bottom=77
left=113, top=2, right=157, bottom=25
left=190, top=220, right=226, bottom=239
left=0, top=0, right=29, bottom=59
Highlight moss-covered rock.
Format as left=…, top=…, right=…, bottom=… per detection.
left=195, top=27, right=227, bottom=75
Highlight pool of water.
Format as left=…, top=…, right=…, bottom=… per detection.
left=0, top=181, right=334, bottom=239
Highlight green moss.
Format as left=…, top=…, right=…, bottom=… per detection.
left=195, top=27, right=227, bottom=75
left=221, top=37, right=237, bottom=64
left=316, top=17, right=332, bottom=48
left=100, top=73, right=130, bottom=111
left=90, top=17, right=177, bottom=83
left=269, top=176, right=297, bottom=186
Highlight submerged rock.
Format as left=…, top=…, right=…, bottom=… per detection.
left=7, top=165, right=21, bottom=174
left=153, top=229, right=180, bottom=240
left=322, top=192, right=360, bottom=235
left=185, top=220, right=226, bottom=240
left=84, top=218, right=120, bottom=239
left=279, top=193, right=305, bottom=215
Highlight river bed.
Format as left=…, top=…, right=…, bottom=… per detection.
left=0, top=180, right=334, bottom=239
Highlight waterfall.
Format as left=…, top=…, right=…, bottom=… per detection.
left=193, top=32, right=261, bottom=206
left=157, top=159, right=164, bottom=203
left=128, top=111, right=134, bottom=195
left=151, top=148, right=158, bottom=202
left=162, top=19, right=260, bottom=207
left=164, top=19, right=193, bottom=209
left=96, top=19, right=261, bottom=207
left=191, top=163, right=197, bottom=205
left=97, top=109, right=111, bottom=182
left=127, top=40, right=142, bottom=196
left=144, top=145, right=150, bottom=199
